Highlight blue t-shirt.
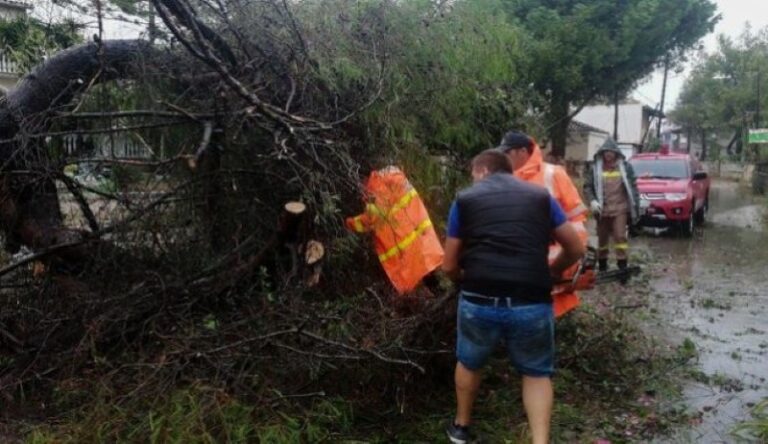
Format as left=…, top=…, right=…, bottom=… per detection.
left=446, top=196, right=567, bottom=239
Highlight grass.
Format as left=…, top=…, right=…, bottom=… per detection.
left=17, top=304, right=697, bottom=443
left=12, top=260, right=700, bottom=444
left=732, top=399, right=768, bottom=442
left=24, top=386, right=357, bottom=444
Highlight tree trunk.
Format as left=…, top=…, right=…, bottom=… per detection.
left=0, top=40, right=155, bottom=253
left=700, top=128, right=707, bottom=161
left=549, top=97, right=570, bottom=158
left=203, top=124, right=226, bottom=252
left=613, top=90, right=619, bottom=141
left=726, top=130, right=740, bottom=156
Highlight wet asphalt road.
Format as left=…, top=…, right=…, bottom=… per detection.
left=631, top=181, right=767, bottom=443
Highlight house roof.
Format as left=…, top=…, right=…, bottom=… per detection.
left=643, top=105, right=665, bottom=118
left=0, top=0, right=32, bottom=10
left=570, top=119, right=610, bottom=135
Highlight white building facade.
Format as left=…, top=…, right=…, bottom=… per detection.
left=0, top=1, right=32, bottom=93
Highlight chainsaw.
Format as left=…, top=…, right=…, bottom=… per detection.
left=555, top=246, right=641, bottom=292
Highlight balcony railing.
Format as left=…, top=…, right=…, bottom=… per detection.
left=0, top=50, right=18, bottom=75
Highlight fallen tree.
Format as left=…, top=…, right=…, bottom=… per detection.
left=0, top=0, right=442, bottom=406
left=0, top=1, right=698, bottom=442
left=0, top=40, right=154, bottom=255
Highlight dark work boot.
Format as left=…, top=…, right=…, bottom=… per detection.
left=598, top=258, right=608, bottom=272
left=618, top=259, right=629, bottom=285
left=446, top=422, right=472, bottom=444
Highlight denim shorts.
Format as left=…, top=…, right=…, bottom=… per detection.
left=456, top=291, right=554, bottom=377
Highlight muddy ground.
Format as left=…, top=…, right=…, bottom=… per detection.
left=591, top=180, right=767, bottom=443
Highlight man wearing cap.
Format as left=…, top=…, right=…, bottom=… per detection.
left=497, top=131, right=589, bottom=317
left=443, top=149, right=585, bottom=444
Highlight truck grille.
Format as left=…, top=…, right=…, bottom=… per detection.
left=641, top=193, right=665, bottom=200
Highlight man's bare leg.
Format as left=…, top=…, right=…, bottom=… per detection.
left=522, top=375, right=553, bottom=444
left=454, top=362, right=482, bottom=426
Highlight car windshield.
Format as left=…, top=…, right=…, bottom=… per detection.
left=630, top=159, right=689, bottom=179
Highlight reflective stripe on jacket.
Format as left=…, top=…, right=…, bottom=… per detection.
left=590, top=158, right=639, bottom=223
left=515, top=142, right=588, bottom=317
left=583, top=140, right=640, bottom=223
left=345, top=166, right=444, bottom=294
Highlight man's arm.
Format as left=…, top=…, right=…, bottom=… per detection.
left=442, top=200, right=463, bottom=282
left=583, top=163, right=596, bottom=204
left=625, top=161, right=640, bottom=212
left=553, top=167, right=588, bottom=220
left=442, top=237, right=463, bottom=282
left=548, top=196, right=586, bottom=277
left=550, top=219, right=586, bottom=277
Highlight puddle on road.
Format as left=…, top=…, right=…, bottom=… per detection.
left=707, top=183, right=766, bottom=232
left=629, top=181, right=768, bottom=443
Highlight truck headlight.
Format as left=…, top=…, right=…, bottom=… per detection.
left=664, top=193, right=687, bottom=202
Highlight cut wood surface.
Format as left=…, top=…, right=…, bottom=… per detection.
left=284, top=202, right=306, bottom=215
left=305, top=240, right=325, bottom=265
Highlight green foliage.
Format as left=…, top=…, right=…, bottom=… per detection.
left=25, top=387, right=355, bottom=443
left=502, top=0, right=718, bottom=153
left=733, top=399, right=768, bottom=442
left=680, top=337, right=699, bottom=360
left=0, top=17, right=83, bottom=72
left=109, top=0, right=151, bottom=17
left=301, top=0, right=541, bottom=160
left=27, top=388, right=253, bottom=443
left=673, top=27, right=768, bottom=159
left=5, top=3, right=711, bottom=443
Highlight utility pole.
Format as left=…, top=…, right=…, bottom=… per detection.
left=148, top=2, right=158, bottom=45
left=657, top=55, right=670, bottom=139
left=613, top=90, right=619, bottom=141
left=756, top=66, right=762, bottom=128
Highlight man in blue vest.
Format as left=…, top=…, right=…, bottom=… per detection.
left=443, top=149, right=585, bottom=444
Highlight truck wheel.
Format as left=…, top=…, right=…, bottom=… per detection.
left=681, top=208, right=695, bottom=237
left=694, top=196, right=708, bottom=225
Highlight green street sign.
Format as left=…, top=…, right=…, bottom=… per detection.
left=748, top=129, right=768, bottom=144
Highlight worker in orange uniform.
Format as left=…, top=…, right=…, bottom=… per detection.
left=497, top=131, right=589, bottom=317
left=346, top=166, right=444, bottom=295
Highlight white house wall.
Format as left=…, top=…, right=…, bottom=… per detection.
left=0, top=75, right=17, bottom=93
left=0, top=1, right=28, bottom=20
left=574, top=104, right=645, bottom=145
left=0, top=8, right=23, bottom=20
left=587, top=132, right=609, bottom=160
left=563, top=132, right=588, bottom=161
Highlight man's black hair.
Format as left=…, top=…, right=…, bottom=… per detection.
left=472, top=149, right=513, bottom=174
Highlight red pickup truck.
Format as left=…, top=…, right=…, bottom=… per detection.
left=629, top=152, right=710, bottom=236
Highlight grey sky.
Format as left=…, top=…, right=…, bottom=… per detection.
left=634, top=0, right=768, bottom=111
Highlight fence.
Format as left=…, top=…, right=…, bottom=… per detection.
left=0, top=50, right=17, bottom=74
left=704, top=161, right=754, bottom=183
left=61, top=133, right=152, bottom=159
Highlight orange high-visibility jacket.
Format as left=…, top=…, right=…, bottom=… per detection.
left=515, top=142, right=589, bottom=317
left=346, top=166, right=444, bottom=294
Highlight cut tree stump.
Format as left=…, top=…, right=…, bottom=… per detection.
left=279, top=201, right=306, bottom=243
left=304, top=239, right=324, bottom=287
left=305, top=240, right=324, bottom=265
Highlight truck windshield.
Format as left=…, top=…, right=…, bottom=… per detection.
left=629, top=159, right=689, bottom=179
